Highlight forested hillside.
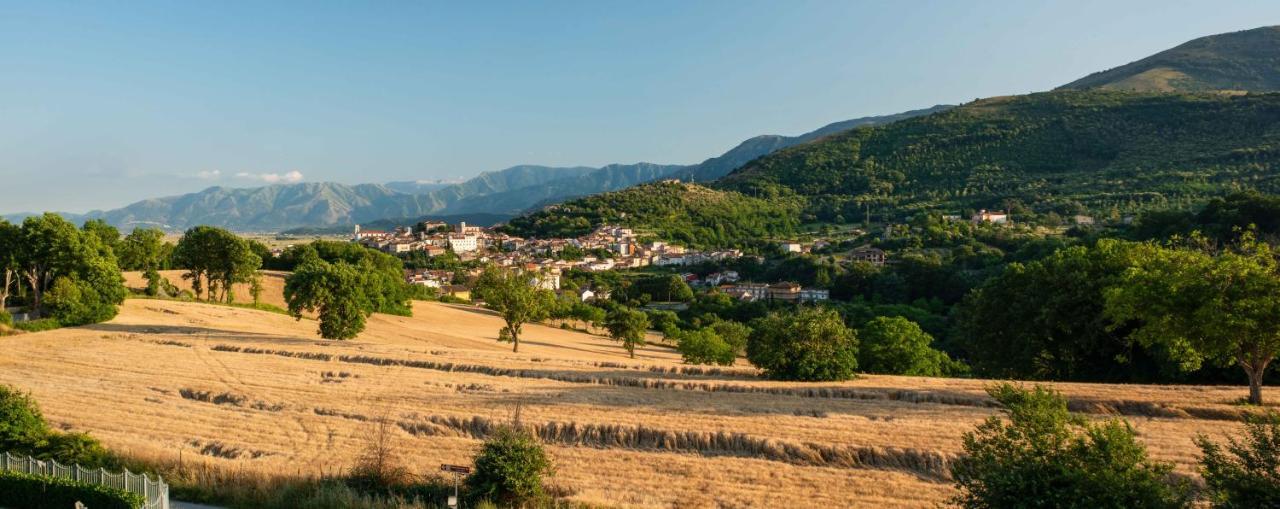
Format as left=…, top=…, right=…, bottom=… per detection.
left=717, top=91, right=1280, bottom=223
left=502, top=181, right=800, bottom=248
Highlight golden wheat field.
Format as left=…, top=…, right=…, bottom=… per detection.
left=0, top=284, right=1265, bottom=508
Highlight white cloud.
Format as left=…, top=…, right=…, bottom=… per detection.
left=195, top=170, right=222, bottom=179
left=235, top=170, right=304, bottom=184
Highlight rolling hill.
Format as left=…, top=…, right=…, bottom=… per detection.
left=1059, top=25, right=1280, bottom=92
left=502, top=180, right=801, bottom=248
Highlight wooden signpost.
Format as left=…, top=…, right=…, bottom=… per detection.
left=440, top=464, right=472, bottom=508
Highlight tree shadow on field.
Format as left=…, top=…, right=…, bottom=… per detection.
left=81, top=323, right=311, bottom=344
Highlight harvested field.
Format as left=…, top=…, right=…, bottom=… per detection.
left=0, top=298, right=1261, bottom=508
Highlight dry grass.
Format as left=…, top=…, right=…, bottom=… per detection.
left=0, top=298, right=1266, bottom=507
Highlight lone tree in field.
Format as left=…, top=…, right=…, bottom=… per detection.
left=1105, top=233, right=1280, bottom=405
left=747, top=307, right=858, bottom=381
left=951, top=384, right=1191, bottom=508
left=1195, top=413, right=1280, bottom=508
left=474, top=267, right=555, bottom=353
left=605, top=307, right=649, bottom=358
left=285, top=259, right=372, bottom=340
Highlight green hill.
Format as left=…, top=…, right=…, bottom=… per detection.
left=715, top=90, right=1280, bottom=222
left=1059, top=26, right=1280, bottom=93
left=501, top=181, right=800, bottom=248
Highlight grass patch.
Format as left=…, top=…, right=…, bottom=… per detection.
left=13, top=318, right=62, bottom=332
left=126, top=293, right=293, bottom=317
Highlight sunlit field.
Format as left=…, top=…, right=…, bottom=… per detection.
left=0, top=294, right=1254, bottom=508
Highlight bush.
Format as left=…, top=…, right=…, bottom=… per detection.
left=950, top=383, right=1191, bottom=509
left=0, top=309, right=12, bottom=327
left=39, top=432, right=120, bottom=469
left=1196, top=413, right=1280, bottom=508
left=747, top=307, right=858, bottom=381
left=676, top=328, right=736, bottom=365
left=13, top=318, right=61, bottom=333
left=0, top=470, right=144, bottom=509
left=467, top=425, right=553, bottom=507
left=0, top=385, right=50, bottom=454
left=0, top=384, right=117, bottom=469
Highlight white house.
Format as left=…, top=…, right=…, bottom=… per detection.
left=971, top=210, right=1009, bottom=224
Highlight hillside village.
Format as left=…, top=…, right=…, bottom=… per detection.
left=350, top=220, right=844, bottom=303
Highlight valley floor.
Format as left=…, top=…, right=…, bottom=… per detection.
left=0, top=298, right=1259, bottom=508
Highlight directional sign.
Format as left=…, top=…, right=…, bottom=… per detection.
left=441, top=464, right=472, bottom=474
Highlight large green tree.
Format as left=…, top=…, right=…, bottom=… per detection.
left=474, top=267, right=555, bottom=353
left=955, top=240, right=1169, bottom=381
left=173, top=226, right=261, bottom=303
left=1106, top=234, right=1280, bottom=405
left=676, top=327, right=735, bottom=365
left=747, top=307, right=858, bottom=381
left=14, top=214, right=126, bottom=324
left=858, top=316, right=949, bottom=376
left=284, top=259, right=372, bottom=340
left=117, top=228, right=166, bottom=272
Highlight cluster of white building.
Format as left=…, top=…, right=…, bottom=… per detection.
left=355, top=222, right=748, bottom=275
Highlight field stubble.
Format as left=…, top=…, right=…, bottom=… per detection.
left=0, top=296, right=1259, bottom=508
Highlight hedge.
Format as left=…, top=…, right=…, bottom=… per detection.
left=0, top=470, right=144, bottom=509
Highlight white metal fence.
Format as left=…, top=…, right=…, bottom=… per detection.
left=0, top=452, right=169, bottom=509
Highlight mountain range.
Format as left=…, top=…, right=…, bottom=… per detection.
left=3, top=108, right=947, bottom=231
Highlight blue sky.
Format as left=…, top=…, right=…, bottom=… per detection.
left=3, top=1, right=1279, bottom=213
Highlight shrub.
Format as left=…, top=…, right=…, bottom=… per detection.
left=0, top=309, right=12, bottom=327
left=0, top=384, right=117, bottom=469
left=1196, top=413, right=1280, bottom=508
left=13, top=318, right=61, bottom=333
left=747, top=307, right=858, bottom=381
left=0, top=470, right=144, bottom=509
left=950, top=383, right=1191, bottom=509
left=467, top=425, right=553, bottom=507
left=676, top=328, right=736, bottom=365
left=39, top=432, right=120, bottom=470
left=0, top=385, right=49, bottom=453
